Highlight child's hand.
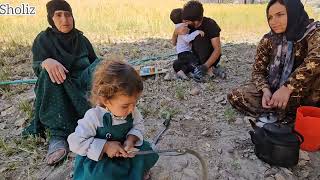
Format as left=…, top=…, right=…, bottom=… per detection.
left=175, top=23, right=188, bottom=35
left=198, top=30, right=205, bottom=37
left=124, top=140, right=135, bottom=151
left=123, top=139, right=136, bottom=158
left=103, top=141, right=128, bottom=158
left=123, top=135, right=139, bottom=158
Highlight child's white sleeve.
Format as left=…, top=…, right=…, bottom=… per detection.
left=67, top=108, right=106, bottom=162
left=127, top=107, right=145, bottom=146
left=182, top=30, right=201, bottom=43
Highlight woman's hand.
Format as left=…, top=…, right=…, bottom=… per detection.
left=262, top=88, right=272, bottom=109
left=41, top=58, right=69, bottom=84
left=103, top=141, right=128, bottom=158
left=269, top=85, right=292, bottom=109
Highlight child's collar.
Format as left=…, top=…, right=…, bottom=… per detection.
left=96, top=105, right=127, bottom=121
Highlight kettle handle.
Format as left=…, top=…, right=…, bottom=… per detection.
left=293, top=130, right=304, bottom=144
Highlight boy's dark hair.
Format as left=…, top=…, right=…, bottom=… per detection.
left=182, top=0, right=204, bottom=21
left=170, top=8, right=183, bottom=24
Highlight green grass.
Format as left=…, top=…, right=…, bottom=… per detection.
left=0, top=68, right=10, bottom=81
left=13, top=135, right=45, bottom=154
left=0, top=0, right=318, bottom=45
left=0, top=135, right=45, bottom=157
left=159, top=105, right=180, bottom=120
left=224, top=107, right=237, bottom=123
left=0, top=135, right=46, bottom=177
left=175, top=83, right=187, bottom=100
left=0, top=85, right=31, bottom=99
left=18, top=100, right=33, bottom=119
left=138, top=103, right=158, bottom=117
left=0, top=86, right=14, bottom=98
left=207, top=81, right=216, bottom=92
left=231, top=159, right=241, bottom=170
left=0, top=137, right=19, bottom=156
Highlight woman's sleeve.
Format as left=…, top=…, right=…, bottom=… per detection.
left=252, top=36, right=272, bottom=92
left=284, top=29, right=320, bottom=92
left=83, top=36, right=98, bottom=63
left=127, top=107, right=145, bottom=146
left=67, top=108, right=106, bottom=162
left=31, top=32, right=52, bottom=77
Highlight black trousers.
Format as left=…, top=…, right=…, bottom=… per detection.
left=192, top=35, right=221, bottom=67
left=173, top=51, right=199, bottom=73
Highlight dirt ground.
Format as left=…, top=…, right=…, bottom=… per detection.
left=0, top=38, right=319, bottom=180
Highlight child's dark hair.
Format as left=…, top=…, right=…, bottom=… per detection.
left=170, top=8, right=183, bottom=24
left=182, top=0, right=203, bottom=21
left=90, top=58, right=143, bottom=106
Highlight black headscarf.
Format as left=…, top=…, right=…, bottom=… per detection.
left=45, top=0, right=83, bottom=56
left=46, top=0, right=73, bottom=29
left=266, top=0, right=310, bottom=41
left=32, top=0, right=97, bottom=77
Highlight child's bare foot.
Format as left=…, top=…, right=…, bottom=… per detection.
left=176, top=70, right=189, bottom=80
left=143, top=171, right=151, bottom=180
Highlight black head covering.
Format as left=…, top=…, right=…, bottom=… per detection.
left=46, top=0, right=74, bottom=29
left=44, top=1, right=84, bottom=57
left=266, top=0, right=310, bottom=41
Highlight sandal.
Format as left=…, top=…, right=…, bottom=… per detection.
left=46, top=137, right=69, bottom=165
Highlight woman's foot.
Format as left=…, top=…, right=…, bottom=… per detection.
left=46, top=138, right=69, bottom=165
left=47, top=149, right=67, bottom=165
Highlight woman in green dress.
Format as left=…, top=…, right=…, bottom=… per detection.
left=68, top=59, right=159, bottom=180
left=23, top=0, right=100, bottom=165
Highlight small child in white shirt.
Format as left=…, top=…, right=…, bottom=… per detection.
left=68, top=59, right=158, bottom=180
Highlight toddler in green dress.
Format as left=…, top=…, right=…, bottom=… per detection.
left=68, top=58, right=159, bottom=180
